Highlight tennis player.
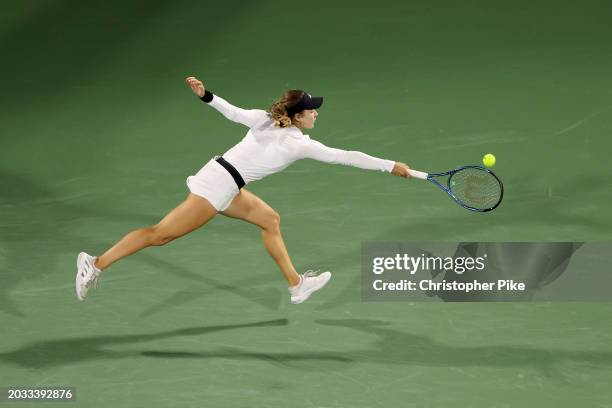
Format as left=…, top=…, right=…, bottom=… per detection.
left=76, top=76, right=412, bottom=304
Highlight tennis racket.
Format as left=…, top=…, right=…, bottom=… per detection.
left=408, top=165, right=503, bottom=212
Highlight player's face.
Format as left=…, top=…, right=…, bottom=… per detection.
left=296, top=109, right=318, bottom=129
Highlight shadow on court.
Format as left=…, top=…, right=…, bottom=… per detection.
left=141, top=318, right=612, bottom=376
left=140, top=350, right=352, bottom=367
left=3, top=317, right=609, bottom=378
left=0, top=319, right=292, bottom=369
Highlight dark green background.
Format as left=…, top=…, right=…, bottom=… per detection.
left=1, top=1, right=611, bottom=407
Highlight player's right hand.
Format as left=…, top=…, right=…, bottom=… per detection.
left=392, top=162, right=411, bottom=178
left=185, top=76, right=205, bottom=97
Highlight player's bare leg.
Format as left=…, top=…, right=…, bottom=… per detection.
left=76, top=194, right=218, bottom=301
left=222, top=189, right=299, bottom=285
left=221, top=189, right=331, bottom=304
left=96, top=194, right=218, bottom=270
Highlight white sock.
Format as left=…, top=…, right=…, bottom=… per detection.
left=289, top=275, right=303, bottom=289
left=92, top=257, right=102, bottom=274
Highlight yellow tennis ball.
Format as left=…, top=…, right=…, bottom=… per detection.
left=483, top=153, right=496, bottom=167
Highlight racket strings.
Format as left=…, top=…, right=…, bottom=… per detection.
left=449, top=168, right=502, bottom=210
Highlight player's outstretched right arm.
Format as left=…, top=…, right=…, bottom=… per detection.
left=185, top=76, right=267, bottom=128
left=301, top=138, right=411, bottom=178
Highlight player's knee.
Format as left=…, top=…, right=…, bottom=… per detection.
left=264, top=210, right=281, bottom=232
left=149, top=226, right=176, bottom=246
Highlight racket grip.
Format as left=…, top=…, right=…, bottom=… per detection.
left=408, top=169, right=428, bottom=180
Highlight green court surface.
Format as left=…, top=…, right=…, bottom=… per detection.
left=2, top=1, right=612, bottom=407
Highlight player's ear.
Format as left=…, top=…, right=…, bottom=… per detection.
left=293, top=111, right=304, bottom=124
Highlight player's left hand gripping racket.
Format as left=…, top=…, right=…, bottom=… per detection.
left=408, top=165, right=504, bottom=212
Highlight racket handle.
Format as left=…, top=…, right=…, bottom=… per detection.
left=408, top=169, right=428, bottom=180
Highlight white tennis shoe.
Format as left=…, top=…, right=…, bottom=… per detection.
left=289, top=270, right=332, bottom=304
left=75, top=252, right=102, bottom=301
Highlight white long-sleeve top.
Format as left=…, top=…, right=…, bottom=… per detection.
left=207, top=94, right=395, bottom=184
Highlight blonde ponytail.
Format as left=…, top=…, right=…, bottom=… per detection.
left=268, top=90, right=305, bottom=128
left=269, top=100, right=293, bottom=128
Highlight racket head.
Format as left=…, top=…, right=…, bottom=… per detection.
left=446, top=166, right=504, bottom=212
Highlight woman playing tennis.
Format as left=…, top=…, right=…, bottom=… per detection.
left=76, top=76, right=412, bottom=304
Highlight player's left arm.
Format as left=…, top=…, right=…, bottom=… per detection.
left=185, top=76, right=267, bottom=128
